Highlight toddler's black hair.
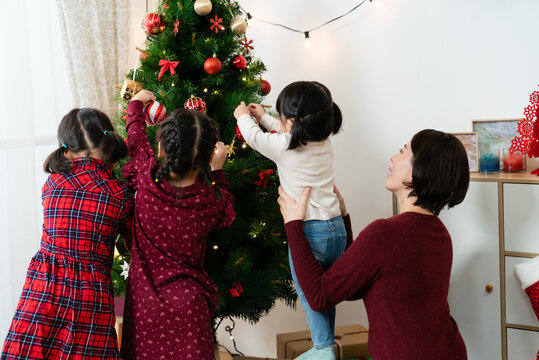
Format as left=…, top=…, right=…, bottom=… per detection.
left=276, top=81, right=342, bottom=150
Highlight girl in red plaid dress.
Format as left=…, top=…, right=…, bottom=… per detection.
left=1, top=109, right=134, bottom=360
left=120, top=90, right=235, bottom=360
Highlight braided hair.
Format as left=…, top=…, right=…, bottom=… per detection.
left=154, top=108, right=221, bottom=198
left=44, top=108, right=128, bottom=173
left=276, top=81, right=342, bottom=150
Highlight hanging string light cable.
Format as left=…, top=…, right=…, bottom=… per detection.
left=239, top=0, right=368, bottom=45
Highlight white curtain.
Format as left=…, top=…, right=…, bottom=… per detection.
left=56, top=0, right=130, bottom=117
left=0, top=0, right=130, bottom=342
left=0, top=0, right=73, bottom=341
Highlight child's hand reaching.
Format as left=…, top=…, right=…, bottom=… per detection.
left=210, top=141, right=227, bottom=171
left=234, top=102, right=250, bottom=120
left=247, top=103, right=265, bottom=122
left=132, top=90, right=156, bottom=105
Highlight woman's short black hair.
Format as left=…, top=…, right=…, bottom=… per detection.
left=43, top=108, right=128, bottom=174
left=276, top=81, right=342, bottom=150
left=405, top=129, right=470, bottom=215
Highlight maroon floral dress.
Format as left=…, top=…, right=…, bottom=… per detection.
left=120, top=101, right=236, bottom=360
left=1, top=158, right=134, bottom=360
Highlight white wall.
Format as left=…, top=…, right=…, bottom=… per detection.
left=124, top=0, right=539, bottom=358
left=1, top=0, right=536, bottom=357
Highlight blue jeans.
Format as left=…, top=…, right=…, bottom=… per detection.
left=288, top=216, right=347, bottom=349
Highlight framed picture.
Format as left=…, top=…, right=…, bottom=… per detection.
left=452, top=132, right=479, bottom=172
left=472, top=119, right=520, bottom=156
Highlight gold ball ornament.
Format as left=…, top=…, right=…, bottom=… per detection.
left=230, top=16, right=247, bottom=35
left=194, top=0, right=212, bottom=16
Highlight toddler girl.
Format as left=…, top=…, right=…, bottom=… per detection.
left=234, top=81, right=348, bottom=360
left=1, top=108, right=134, bottom=359
left=120, top=90, right=235, bottom=360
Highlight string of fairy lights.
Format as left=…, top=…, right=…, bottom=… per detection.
left=239, top=0, right=386, bottom=48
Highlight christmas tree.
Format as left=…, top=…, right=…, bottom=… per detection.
left=111, top=0, right=296, bottom=330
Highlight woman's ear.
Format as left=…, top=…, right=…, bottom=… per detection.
left=157, top=141, right=165, bottom=158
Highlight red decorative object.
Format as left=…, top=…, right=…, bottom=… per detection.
left=232, top=55, right=247, bottom=72
left=144, top=101, right=167, bottom=126
left=143, top=12, right=165, bottom=35
left=204, top=56, right=222, bottom=75
left=173, top=17, right=179, bottom=36
left=184, top=96, right=207, bottom=113
left=253, top=169, right=274, bottom=188
left=240, top=36, right=254, bottom=55
left=503, top=152, right=525, bottom=172
left=235, top=126, right=245, bottom=142
left=518, top=119, right=534, bottom=137
left=210, top=14, right=224, bottom=33
left=122, top=108, right=128, bottom=121
left=158, top=59, right=179, bottom=82
left=229, top=282, right=243, bottom=297
left=509, top=84, right=539, bottom=171
left=260, top=79, right=271, bottom=95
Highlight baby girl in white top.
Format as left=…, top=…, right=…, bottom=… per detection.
left=234, top=81, right=346, bottom=360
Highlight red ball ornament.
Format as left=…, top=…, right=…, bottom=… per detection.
left=144, top=101, right=167, bottom=126
left=232, top=55, right=247, bottom=72
left=236, top=126, right=245, bottom=142
left=144, top=12, right=165, bottom=35
left=204, top=56, right=222, bottom=75
left=184, top=96, right=207, bottom=113
left=260, top=79, right=271, bottom=95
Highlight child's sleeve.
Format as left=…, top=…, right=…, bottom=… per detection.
left=122, top=100, right=154, bottom=190
left=237, top=113, right=287, bottom=162
left=212, top=169, right=236, bottom=228
left=258, top=113, right=282, bottom=133
left=115, top=188, right=135, bottom=250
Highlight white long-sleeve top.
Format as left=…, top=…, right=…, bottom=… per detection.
left=237, top=113, right=341, bottom=221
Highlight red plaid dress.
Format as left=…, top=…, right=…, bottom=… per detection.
left=1, top=158, right=134, bottom=360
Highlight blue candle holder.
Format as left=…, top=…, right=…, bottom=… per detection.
left=479, top=152, right=500, bottom=173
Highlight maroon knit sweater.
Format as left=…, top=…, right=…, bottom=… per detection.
left=285, top=212, right=467, bottom=360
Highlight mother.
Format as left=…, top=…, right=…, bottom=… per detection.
left=278, top=129, right=469, bottom=359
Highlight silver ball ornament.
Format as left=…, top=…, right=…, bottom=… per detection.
left=230, top=16, right=248, bottom=35
left=194, top=0, right=212, bottom=16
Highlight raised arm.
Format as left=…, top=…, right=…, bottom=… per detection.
left=247, top=103, right=281, bottom=133
left=122, top=90, right=156, bottom=189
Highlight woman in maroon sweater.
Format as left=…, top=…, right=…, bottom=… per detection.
left=278, top=129, right=469, bottom=359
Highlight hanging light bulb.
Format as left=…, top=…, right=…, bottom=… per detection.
left=304, top=31, right=311, bottom=49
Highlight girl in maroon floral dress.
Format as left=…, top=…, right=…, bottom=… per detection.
left=120, top=90, right=235, bottom=360
left=1, top=109, right=134, bottom=360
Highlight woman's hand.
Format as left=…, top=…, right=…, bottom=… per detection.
left=234, top=101, right=250, bottom=120
left=334, top=185, right=348, bottom=216
left=131, top=89, right=155, bottom=105
left=277, top=186, right=311, bottom=223
left=210, top=141, right=227, bottom=171
left=247, top=103, right=265, bottom=122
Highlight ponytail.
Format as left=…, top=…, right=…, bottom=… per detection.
left=43, top=146, right=73, bottom=174
left=101, top=131, right=128, bottom=165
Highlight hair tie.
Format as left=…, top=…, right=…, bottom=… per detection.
left=62, top=144, right=67, bottom=149
left=104, top=130, right=108, bottom=135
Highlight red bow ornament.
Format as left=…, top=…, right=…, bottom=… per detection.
left=158, top=59, right=179, bottom=82
left=254, top=169, right=274, bottom=188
